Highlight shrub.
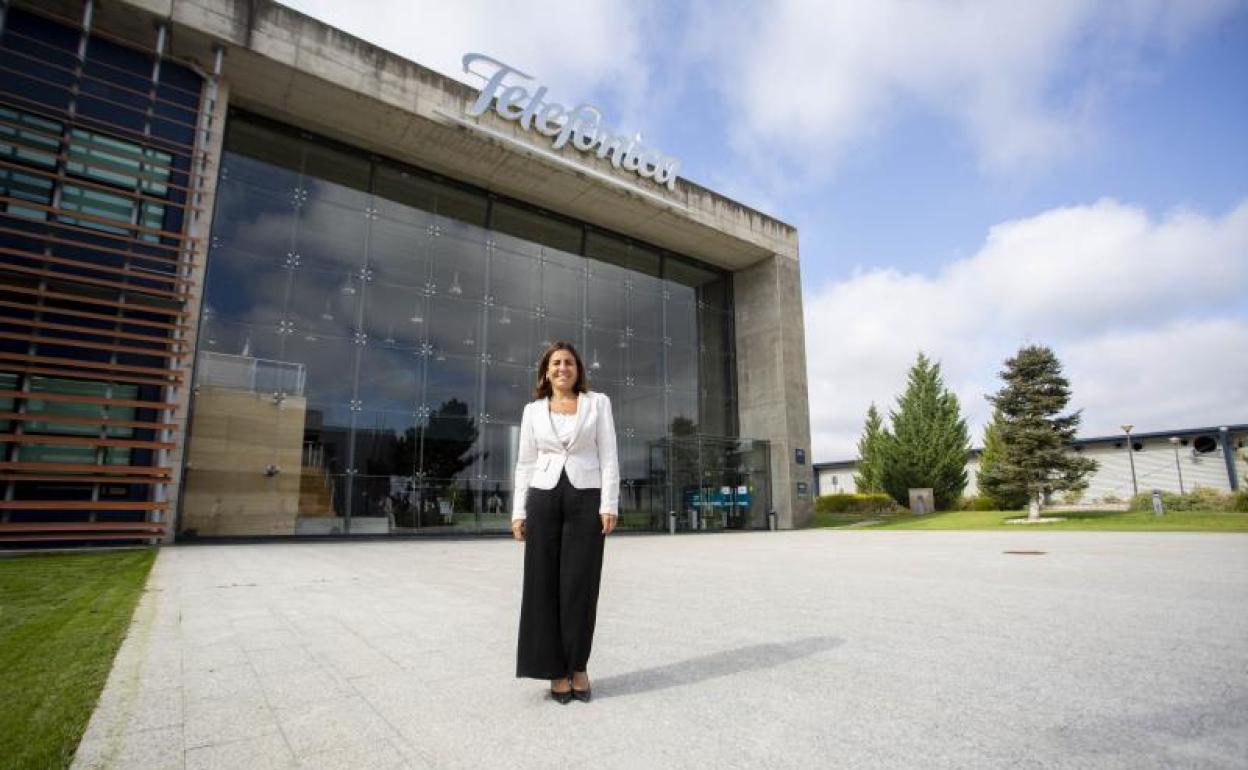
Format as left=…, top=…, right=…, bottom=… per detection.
left=1232, top=491, right=1248, bottom=513
left=956, top=495, right=1001, bottom=511
left=815, top=493, right=903, bottom=515
left=1190, top=485, right=1233, bottom=510
left=1128, top=488, right=1235, bottom=512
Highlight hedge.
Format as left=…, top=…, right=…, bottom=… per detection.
left=815, top=493, right=903, bottom=515
left=1128, top=487, right=1240, bottom=512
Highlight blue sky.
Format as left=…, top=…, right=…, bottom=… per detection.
left=284, top=0, right=1248, bottom=459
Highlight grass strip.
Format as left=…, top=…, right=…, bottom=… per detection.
left=0, top=549, right=157, bottom=770
left=846, top=508, right=1248, bottom=531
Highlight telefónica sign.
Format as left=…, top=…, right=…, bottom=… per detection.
left=462, top=53, right=680, bottom=191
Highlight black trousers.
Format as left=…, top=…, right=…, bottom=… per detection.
left=516, top=470, right=605, bottom=680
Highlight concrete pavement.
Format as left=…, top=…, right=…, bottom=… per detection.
left=72, top=530, right=1248, bottom=769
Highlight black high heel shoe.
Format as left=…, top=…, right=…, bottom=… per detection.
left=550, top=679, right=573, bottom=705
left=571, top=673, right=591, bottom=703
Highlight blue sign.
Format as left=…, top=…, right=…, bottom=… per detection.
left=685, top=485, right=750, bottom=509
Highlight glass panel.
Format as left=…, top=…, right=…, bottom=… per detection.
left=0, top=107, right=62, bottom=168
left=490, top=202, right=581, bottom=254
left=373, top=164, right=487, bottom=226
left=427, top=296, right=482, bottom=358
left=631, top=286, right=662, bottom=342
left=587, top=268, right=626, bottom=332
left=487, top=304, right=538, bottom=367
left=584, top=328, right=626, bottom=383
left=66, top=128, right=172, bottom=193
left=668, top=389, right=698, bottom=432
left=356, top=344, right=422, bottom=414
left=430, top=220, right=486, bottom=302
left=302, top=143, right=369, bottom=207
left=667, top=344, right=698, bottom=392
left=665, top=257, right=719, bottom=290
left=368, top=217, right=430, bottom=289
left=423, top=354, right=480, bottom=419
left=350, top=410, right=419, bottom=473
left=294, top=199, right=366, bottom=274
left=584, top=231, right=660, bottom=277
left=489, top=245, right=540, bottom=312
left=541, top=256, right=585, bottom=320
left=421, top=405, right=481, bottom=485
left=0, top=168, right=53, bottom=221
left=362, top=283, right=427, bottom=351
left=210, top=176, right=296, bottom=258
left=479, top=422, right=522, bottom=483
left=666, top=285, right=696, bottom=348
left=482, top=362, right=531, bottom=425
left=286, top=266, right=359, bottom=341
left=539, top=316, right=581, bottom=351
left=618, top=384, right=665, bottom=442
left=280, top=335, right=357, bottom=408
left=629, top=339, right=663, bottom=388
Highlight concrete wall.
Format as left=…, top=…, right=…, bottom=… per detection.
left=735, top=254, right=814, bottom=528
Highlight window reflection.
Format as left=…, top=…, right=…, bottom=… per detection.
left=188, top=113, right=749, bottom=535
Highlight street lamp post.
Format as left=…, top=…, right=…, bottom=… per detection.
left=1169, top=436, right=1185, bottom=495
left=1121, top=424, right=1138, bottom=497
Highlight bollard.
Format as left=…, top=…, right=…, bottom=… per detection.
left=1151, top=489, right=1164, bottom=517
left=768, top=509, right=777, bottom=531
left=668, top=510, right=676, bottom=535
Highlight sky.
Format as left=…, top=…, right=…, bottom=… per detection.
left=282, top=0, right=1248, bottom=461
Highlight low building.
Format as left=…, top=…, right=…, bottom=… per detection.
left=814, top=424, right=1247, bottom=504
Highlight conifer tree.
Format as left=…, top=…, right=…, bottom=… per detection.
left=853, top=403, right=886, bottom=493
left=976, top=408, right=1028, bottom=510
left=979, top=345, right=1098, bottom=520
left=879, top=353, right=970, bottom=510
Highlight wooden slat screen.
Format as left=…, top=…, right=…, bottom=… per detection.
left=1, top=4, right=211, bottom=543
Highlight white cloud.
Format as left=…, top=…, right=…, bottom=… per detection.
left=688, top=0, right=1240, bottom=177
left=279, top=0, right=655, bottom=114
left=806, top=199, right=1248, bottom=460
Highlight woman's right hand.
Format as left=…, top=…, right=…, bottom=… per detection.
left=511, top=520, right=525, bottom=542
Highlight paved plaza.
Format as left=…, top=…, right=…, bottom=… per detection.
left=72, top=530, right=1248, bottom=769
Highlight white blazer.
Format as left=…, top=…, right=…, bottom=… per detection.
left=512, top=391, right=620, bottom=520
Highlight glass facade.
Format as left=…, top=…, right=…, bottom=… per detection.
left=180, top=112, right=769, bottom=536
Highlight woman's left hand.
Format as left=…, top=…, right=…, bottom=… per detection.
left=600, top=512, right=617, bottom=535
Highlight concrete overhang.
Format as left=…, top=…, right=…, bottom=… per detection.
left=35, top=0, right=799, bottom=269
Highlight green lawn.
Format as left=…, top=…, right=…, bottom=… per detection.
left=0, top=549, right=157, bottom=770
left=816, top=508, right=1248, bottom=531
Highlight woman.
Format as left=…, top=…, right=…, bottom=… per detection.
left=511, top=341, right=619, bottom=704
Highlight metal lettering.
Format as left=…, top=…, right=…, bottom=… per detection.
left=461, top=53, right=680, bottom=191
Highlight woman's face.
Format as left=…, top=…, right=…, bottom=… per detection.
left=546, top=349, right=578, bottom=392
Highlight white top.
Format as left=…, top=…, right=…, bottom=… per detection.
left=549, top=409, right=577, bottom=446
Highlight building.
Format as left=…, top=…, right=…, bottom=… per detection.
left=0, top=0, right=814, bottom=543
left=814, top=424, right=1247, bottom=504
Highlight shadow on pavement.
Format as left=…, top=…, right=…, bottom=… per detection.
left=594, top=635, right=844, bottom=699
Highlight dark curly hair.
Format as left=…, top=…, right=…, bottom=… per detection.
left=533, top=341, right=590, bottom=400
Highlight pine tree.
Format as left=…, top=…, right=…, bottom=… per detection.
left=878, top=353, right=970, bottom=510
left=976, top=408, right=1028, bottom=510
left=980, top=345, right=1098, bottom=520
left=853, top=403, right=886, bottom=493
